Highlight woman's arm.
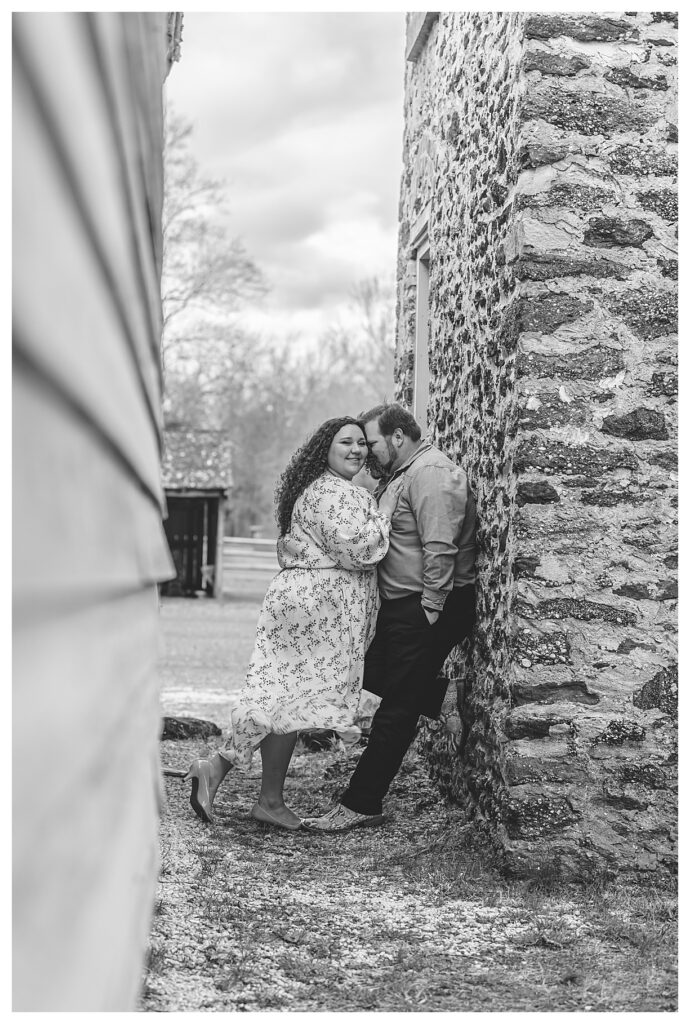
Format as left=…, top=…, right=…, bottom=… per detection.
left=305, top=484, right=391, bottom=570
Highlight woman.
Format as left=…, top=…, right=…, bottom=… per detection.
left=185, top=416, right=401, bottom=829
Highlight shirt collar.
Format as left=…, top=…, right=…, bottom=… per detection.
left=375, top=438, right=432, bottom=495
left=391, top=437, right=432, bottom=477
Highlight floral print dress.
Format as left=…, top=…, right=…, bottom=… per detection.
left=220, top=472, right=390, bottom=769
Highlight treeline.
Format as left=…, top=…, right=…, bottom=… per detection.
left=161, top=111, right=395, bottom=535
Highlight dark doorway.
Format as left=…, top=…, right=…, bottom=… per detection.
left=161, top=495, right=220, bottom=596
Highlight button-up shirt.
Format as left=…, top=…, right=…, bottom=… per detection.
left=375, top=440, right=476, bottom=611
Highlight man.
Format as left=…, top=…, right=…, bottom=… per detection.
left=302, top=403, right=476, bottom=833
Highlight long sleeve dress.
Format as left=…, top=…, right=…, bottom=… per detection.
left=220, top=471, right=390, bottom=769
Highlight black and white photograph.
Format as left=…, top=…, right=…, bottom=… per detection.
left=12, top=5, right=679, bottom=1014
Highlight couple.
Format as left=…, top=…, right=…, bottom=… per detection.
left=185, top=402, right=476, bottom=832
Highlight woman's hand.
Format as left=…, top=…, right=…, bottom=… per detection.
left=377, top=475, right=405, bottom=520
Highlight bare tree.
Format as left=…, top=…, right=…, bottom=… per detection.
left=161, top=110, right=266, bottom=366
left=308, top=275, right=396, bottom=417
left=159, top=113, right=397, bottom=534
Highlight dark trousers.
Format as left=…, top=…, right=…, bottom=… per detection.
left=340, top=585, right=476, bottom=816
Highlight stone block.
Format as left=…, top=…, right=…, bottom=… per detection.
left=519, top=395, right=589, bottom=430
left=656, top=258, right=678, bottom=280
left=523, top=49, right=591, bottom=77
left=604, top=67, right=668, bottom=90
left=613, top=582, right=656, bottom=600
left=524, top=14, right=636, bottom=42
left=605, top=290, right=677, bottom=339
left=607, top=144, right=677, bottom=176
left=515, top=254, right=630, bottom=282
left=561, top=476, right=600, bottom=488
left=518, top=136, right=570, bottom=169
left=656, top=580, right=677, bottom=601
left=523, top=85, right=654, bottom=136
left=647, top=448, right=677, bottom=470
left=514, top=293, right=593, bottom=334
left=619, top=762, right=668, bottom=789
left=651, top=12, right=678, bottom=26
left=535, top=598, right=637, bottom=626
left=593, top=719, right=647, bottom=746
left=503, top=706, right=572, bottom=739
left=601, top=408, right=668, bottom=440
left=513, top=553, right=540, bottom=578
left=584, top=216, right=654, bottom=248
left=646, top=371, right=677, bottom=397
left=617, top=637, right=656, bottom=654
left=513, top=628, right=571, bottom=665
left=516, top=481, right=560, bottom=506
left=602, top=782, right=650, bottom=810
left=581, top=487, right=648, bottom=507
left=633, top=663, right=677, bottom=716
left=160, top=716, right=221, bottom=741
left=636, top=188, right=678, bottom=220
left=503, top=793, right=579, bottom=839
left=518, top=183, right=618, bottom=212
left=516, top=345, right=626, bottom=380
left=515, top=438, right=638, bottom=476
left=512, top=678, right=601, bottom=706
left=505, top=750, right=593, bottom=786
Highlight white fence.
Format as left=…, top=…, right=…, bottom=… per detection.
left=222, top=536, right=279, bottom=596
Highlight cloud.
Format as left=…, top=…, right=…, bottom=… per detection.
left=165, top=12, right=405, bottom=340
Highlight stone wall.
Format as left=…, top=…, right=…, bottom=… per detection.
left=397, top=11, right=677, bottom=879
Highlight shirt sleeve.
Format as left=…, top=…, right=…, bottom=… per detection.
left=407, top=465, right=469, bottom=611
left=306, top=484, right=390, bottom=570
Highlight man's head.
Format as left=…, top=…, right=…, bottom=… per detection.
left=360, top=403, right=422, bottom=475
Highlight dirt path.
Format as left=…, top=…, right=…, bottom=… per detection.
left=143, top=598, right=676, bottom=1011
left=141, top=737, right=676, bottom=1012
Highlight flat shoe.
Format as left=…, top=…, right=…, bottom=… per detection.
left=251, top=802, right=302, bottom=831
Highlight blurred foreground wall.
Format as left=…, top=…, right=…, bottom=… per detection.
left=13, top=12, right=181, bottom=1009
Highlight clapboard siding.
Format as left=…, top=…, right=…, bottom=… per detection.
left=13, top=15, right=166, bottom=495
left=13, top=590, right=162, bottom=1009
left=12, top=11, right=179, bottom=1011
left=13, top=364, right=173, bottom=605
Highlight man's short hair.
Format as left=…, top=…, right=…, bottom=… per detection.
left=359, top=403, right=422, bottom=442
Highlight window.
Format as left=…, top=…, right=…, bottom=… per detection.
left=411, top=221, right=431, bottom=433
left=406, top=13, right=439, bottom=63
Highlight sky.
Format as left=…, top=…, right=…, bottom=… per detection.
left=165, top=12, right=406, bottom=347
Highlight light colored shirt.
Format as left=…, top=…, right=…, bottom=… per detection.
left=375, top=440, right=476, bottom=611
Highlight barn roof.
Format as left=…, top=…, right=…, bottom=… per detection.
left=161, top=428, right=233, bottom=490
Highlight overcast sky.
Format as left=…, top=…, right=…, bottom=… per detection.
left=165, top=12, right=406, bottom=346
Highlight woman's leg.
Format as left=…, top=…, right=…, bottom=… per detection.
left=207, top=751, right=232, bottom=802
left=256, top=731, right=300, bottom=826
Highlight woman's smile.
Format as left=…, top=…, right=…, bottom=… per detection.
left=327, top=425, right=369, bottom=479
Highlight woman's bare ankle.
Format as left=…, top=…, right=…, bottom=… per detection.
left=257, top=795, right=287, bottom=812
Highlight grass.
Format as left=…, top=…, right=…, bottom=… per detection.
left=141, top=735, right=677, bottom=1013
left=146, top=597, right=676, bottom=1011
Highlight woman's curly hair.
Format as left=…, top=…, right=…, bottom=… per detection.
left=275, top=416, right=365, bottom=536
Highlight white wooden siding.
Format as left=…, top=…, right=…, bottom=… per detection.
left=13, top=12, right=177, bottom=1011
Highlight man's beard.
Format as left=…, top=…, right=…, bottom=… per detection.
left=365, top=439, right=396, bottom=481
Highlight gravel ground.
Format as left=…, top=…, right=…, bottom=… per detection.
left=157, top=594, right=264, bottom=722
left=142, top=597, right=677, bottom=1013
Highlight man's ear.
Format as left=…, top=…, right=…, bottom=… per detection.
left=394, top=428, right=404, bottom=446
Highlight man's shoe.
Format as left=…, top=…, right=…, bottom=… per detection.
left=302, top=803, right=383, bottom=833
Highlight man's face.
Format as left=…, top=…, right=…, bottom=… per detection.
left=363, top=420, right=397, bottom=474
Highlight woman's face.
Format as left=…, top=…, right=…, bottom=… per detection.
left=327, top=424, right=368, bottom=480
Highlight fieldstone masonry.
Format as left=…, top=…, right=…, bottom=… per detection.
left=398, top=12, right=677, bottom=879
